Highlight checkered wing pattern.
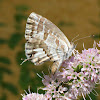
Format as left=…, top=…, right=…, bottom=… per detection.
left=25, top=12, right=72, bottom=73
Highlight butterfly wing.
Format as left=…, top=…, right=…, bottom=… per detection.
left=25, top=12, right=71, bottom=72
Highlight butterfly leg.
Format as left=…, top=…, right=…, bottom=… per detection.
left=51, top=61, right=61, bottom=73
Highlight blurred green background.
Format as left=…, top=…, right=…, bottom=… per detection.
left=0, top=0, right=100, bottom=100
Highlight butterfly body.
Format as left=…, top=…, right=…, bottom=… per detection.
left=25, top=12, right=75, bottom=73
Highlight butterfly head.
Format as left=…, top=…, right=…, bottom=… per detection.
left=70, top=42, right=76, bottom=49
left=65, top=42, right=76, bottom=59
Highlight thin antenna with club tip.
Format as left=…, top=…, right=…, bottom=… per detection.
left=71, top=34, right=79, bottom=43
left=73, top=35, right=95, bottom=43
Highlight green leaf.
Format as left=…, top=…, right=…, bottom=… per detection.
left=14, top=13, right=27, bottom=23
left=16, top=51, right=25, bottom=65
left=14, top=24, right=22, bottom=30
left=1, top=82, right=18, bottom=95
left=19, top=67, right=31, bottom=89
left=58, top=21, right=74, bottom=27
left=0, top=57, right=11, bottom=64
left=0, top=39, right=7, bottom=44
left=0, top=94, right=7, bottom=100
left=0, top=73, right=3, bottom=83
left=0, top=22, right=6, bottom=27
left=16, top=5, right=29, bottom=11
left=30, top=75, right=44, bottom=93
left=8, top=33, right=23, bottom=49
left=32, top=64, right=48, bottom=74
left=0, top=67, right=12, bottom=74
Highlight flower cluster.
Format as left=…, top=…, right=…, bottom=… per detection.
left=22, top=92, right=50, bottom=100
left=22, top=41, right=100, bottom=100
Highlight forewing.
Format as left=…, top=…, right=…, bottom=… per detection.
left=25, top=12, right=71, bottom=46
left=25, top=12, right=70, bottom=72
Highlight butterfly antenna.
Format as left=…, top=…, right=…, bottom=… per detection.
left=73, top=35, right=95, bottom=43
left=71, top=34, right=79, bottom=43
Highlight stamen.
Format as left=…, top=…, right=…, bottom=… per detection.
left=82, top=92, right=86, bottom=100
left=28, top=86, right=31, bottom=94
left=37, top=73, right=43, bottom=79
left=91, top=89, right=98, bottom=96
left=87, top=94, right=92, bottom=100
left=24, top=90, right=28, bottom=95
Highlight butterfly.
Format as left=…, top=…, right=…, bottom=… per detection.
left=23, top=12, right=76, bottom=73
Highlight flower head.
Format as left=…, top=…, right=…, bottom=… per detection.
left=21, top=41, right=100, bottom=100
left=22, top=92, right=50, bottom=100
left=41, top=41, right=100, bottom=100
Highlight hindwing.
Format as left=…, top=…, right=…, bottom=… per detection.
left=25, top=12, right=71, bottom=72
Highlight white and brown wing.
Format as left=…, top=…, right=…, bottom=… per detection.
left=25, top=12, right=71, bottom=73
